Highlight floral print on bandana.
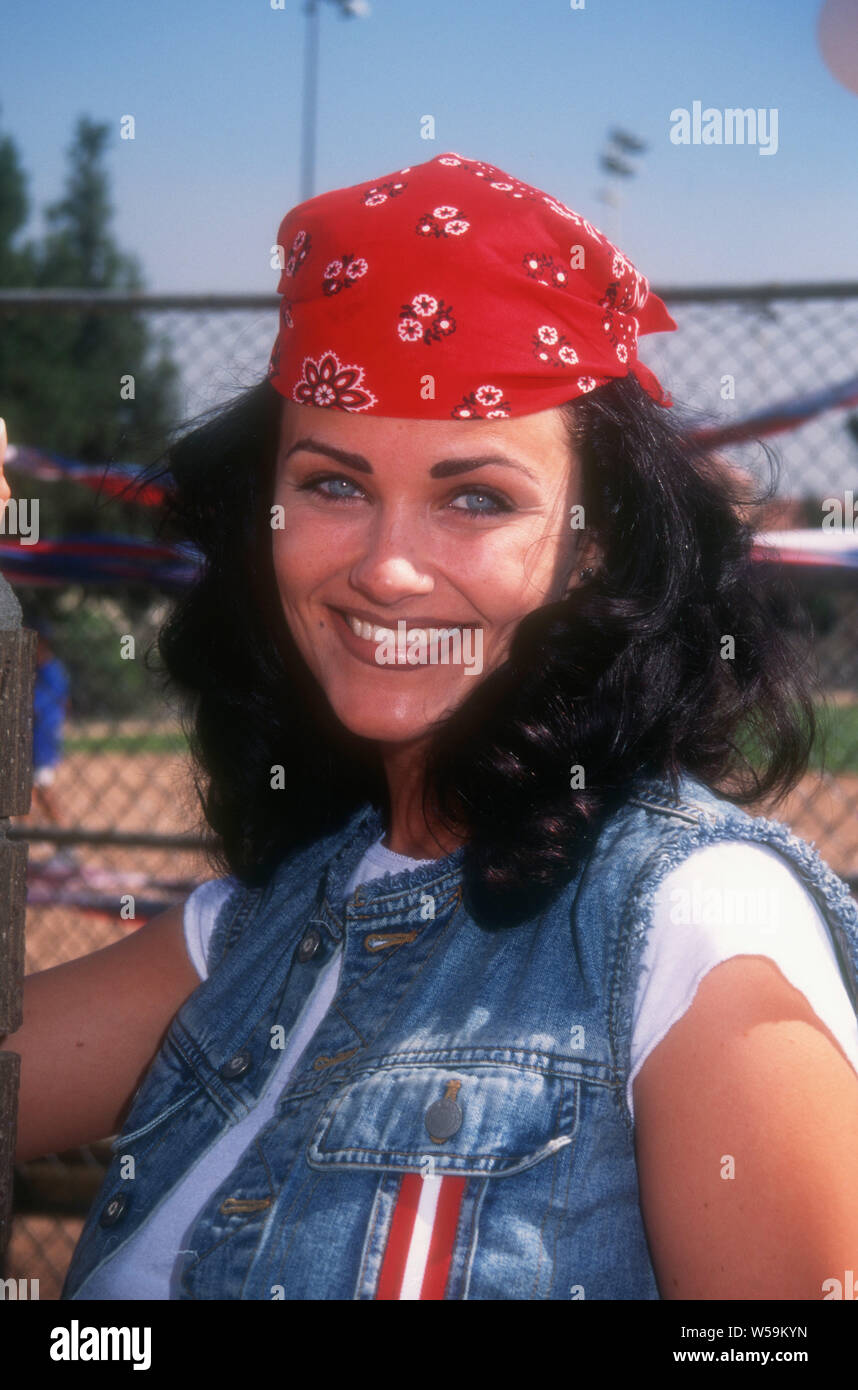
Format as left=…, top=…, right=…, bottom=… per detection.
left=611, top=258, right=650, bottom=313
left=416, top=206, right=470, bottom=238
left=358, top=179, right=406, bottom=205
left=292, top=351, right=378, bottom=412
left=451, top=384, right=511, bottom=419
left=361, top=179, right=408, bottom=206
left=599, top=282, right=639, bottom=363
left=560, top=208, right=610, bottom=243
left=533, top=324, right=579, bottom=367
left=487, top=179, right=539, bottom=203
left=284, top=230, right=312, bottom=276
left=523, top=252, right=569, bottom=288
left=443, top=156, right=540, bottom=204
left=322, top=253, right=369, bottom=296
left=397, top=293, right=457, bottom=345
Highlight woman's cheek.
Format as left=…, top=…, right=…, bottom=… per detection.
left=439, top=528, right=537, bottom=610
left=273, top=509, right=349, bottom=580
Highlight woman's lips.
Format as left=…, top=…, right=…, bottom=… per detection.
left=329, top=607, right=409, bottom=669
left=328, top=608, right=475, bottom=672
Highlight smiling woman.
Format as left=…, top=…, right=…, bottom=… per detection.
left=140, top=366, right=822, bottom=911
left=270, top=400, right=585, bottom=750
left=8, top=153, right=858, bottom=1304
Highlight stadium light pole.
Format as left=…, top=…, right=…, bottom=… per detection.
left=300, top=0, right=371, bottom=202
left=595, top=128, right=647, bottom=246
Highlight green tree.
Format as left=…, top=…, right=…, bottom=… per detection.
left=0, top=113, right=186, bottom=706
left=0, top=113, right=180, bottom=539
left=0, top=110, right=37, bottom=288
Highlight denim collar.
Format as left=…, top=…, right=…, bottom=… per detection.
left=319, top=801, right=465, bottom=927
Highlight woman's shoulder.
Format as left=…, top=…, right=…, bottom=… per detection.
left=645, top=838, right=853, bottom=992
left=585, top=772, right=858, bottom=1022
left=620, top=769, right=765, bottom=827
left=627, top=838, right=858, bottom=1126
left=612, top=772, right=855, bottom=910
left=652, top=837, right=827, bottom=927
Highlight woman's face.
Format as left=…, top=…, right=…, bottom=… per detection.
left=272, top=400, right=585, bottom=745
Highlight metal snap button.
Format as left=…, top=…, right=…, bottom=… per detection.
left=425, top=1080, right=464, bottom=1143
left=98, top=1192, right=128, bottom=1228
left=219, top=1049, right=252, bottom=1080
left=296, top=928, right=322, bottom=963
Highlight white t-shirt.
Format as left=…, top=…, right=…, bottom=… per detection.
left=80, top=836, right=858, bottom=1300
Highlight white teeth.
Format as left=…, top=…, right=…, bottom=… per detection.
left=344, top=613, right=464, bottom=643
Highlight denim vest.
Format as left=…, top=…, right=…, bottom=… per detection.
left=61, top=771, right=858, bottom=1300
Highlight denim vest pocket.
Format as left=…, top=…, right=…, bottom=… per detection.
left=306, top=1059, right=579, bottom=1178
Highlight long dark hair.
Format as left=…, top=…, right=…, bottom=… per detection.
left=142, top=373, right=817, bottom=924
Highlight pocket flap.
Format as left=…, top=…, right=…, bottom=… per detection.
left=306, top=1062, right=577, bottom=1177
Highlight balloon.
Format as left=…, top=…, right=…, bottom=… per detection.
left=818, top=0, right=858, bottom=96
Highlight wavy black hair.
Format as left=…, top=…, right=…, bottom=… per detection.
left=142, top=372, right=817, bottom=925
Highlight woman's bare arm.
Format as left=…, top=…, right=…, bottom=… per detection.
left=3, top=903, right=202, bottom=1162
left=633, top=954, right=858, bottom=1299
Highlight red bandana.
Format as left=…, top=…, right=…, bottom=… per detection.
left=267, top=151, right=676, bottom=419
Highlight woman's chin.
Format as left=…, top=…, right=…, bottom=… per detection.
left=325, top=683, right=463, bottom=746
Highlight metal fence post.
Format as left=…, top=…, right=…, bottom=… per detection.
left=0, top=574, right=36, bottom=1267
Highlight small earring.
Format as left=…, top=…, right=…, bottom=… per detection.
left=579, top=566, right=594, bottom=580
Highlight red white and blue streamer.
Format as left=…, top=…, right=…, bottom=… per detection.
left=689, top=373, right=858, bottom=448
left=0, top=535, right=201, bottom=589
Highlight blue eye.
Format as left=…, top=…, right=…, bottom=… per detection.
left=449, top=489, right=512, bottom=515
left=305, top=475, right=364, bottom=500
left=298, top=478, right=511, bottom=522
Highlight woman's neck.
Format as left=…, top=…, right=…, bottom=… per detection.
left=379, top=739, right=465, bottom=860
left=383, top=812, right=463, bottom=862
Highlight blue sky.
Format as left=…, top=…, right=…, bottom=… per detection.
left=2, top=0, right=857, bottom=293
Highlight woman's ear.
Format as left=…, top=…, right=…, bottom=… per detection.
left=565, top=535, right=603, bottom=594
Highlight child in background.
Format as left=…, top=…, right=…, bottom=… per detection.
left=32, top=620, right=69, bottom=811
left=30, top=617, right=76, bottom=873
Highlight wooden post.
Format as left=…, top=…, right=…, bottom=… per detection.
left=0, top=574, right=36, bottom=1268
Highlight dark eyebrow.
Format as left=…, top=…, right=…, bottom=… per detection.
left=281, top=437, right=537, bottom=481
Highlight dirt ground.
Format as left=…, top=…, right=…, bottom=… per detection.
left=6, top=746, right=216, bottom=1299
left=17, top=747, right=215, bottom=971
left=759, top=773, right=858, bottom=883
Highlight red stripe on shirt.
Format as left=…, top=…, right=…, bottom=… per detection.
left=420, top=1176, right=467, bottom=1300
left=375, top=1173, right=422, bottom=1299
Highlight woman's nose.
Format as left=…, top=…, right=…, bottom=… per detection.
left=349, top=523, right=434, bottom=605
left=350, top=554, right=435, bottom=604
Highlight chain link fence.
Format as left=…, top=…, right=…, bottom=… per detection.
left=1, top=287, right=857, bottom=1297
